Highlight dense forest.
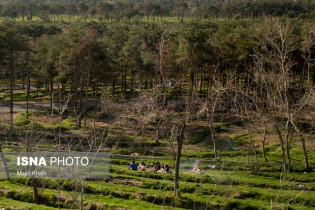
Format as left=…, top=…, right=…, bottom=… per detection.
left=0, top=1, right=315, bottom=209
left=1, top=17, right=315, bottom=169
left=0, top=0, right=314, bottom=21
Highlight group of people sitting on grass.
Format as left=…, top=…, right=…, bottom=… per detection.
left=128, top=160, right=170, bottom=173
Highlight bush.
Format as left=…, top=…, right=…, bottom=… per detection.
left=14, top=112, right=34, bottom=126
left=115, top=149, right=131, bottom=155
left=58, top=116, right=77, bottom=130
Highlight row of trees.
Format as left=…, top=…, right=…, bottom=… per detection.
left=1, top=19, right=315, bottom=122
left=0, top=0, right=315, bottom=21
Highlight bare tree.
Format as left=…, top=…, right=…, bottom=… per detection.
left=232, top=85, right=261, bottom=172
left=173, top=87, right=200, bottom=197
left=301, top=24, right=315, bottom=87
left=252, top=18, right=296, bottom=171
left=0, top=144, right=10, bottom=179
left=288, top=87, right=315, bottom=171
left=130, top=81, right=200, bottom=197
left=199, top=72, right=232, bottom=162
left=253, top=18, right=315, bottom=171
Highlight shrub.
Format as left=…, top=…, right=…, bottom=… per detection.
left=115, top=149, right=131, bottom=155
left=14, top=112, right=34, bottom=126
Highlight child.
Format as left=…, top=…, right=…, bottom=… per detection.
left=128, top=160, right=137, bottom=170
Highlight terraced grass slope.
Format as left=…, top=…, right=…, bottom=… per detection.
left=0, top=158, right=314, bottom=210
left=1, top=107, right=314, bottom=209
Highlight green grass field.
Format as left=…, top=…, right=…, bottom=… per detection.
left=0, top=159, right=314, bottom=209
left=1, top=147, right=315, bottom=210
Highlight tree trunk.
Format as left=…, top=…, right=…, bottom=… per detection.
left=123, top=67, right=127, bottom=96
left=0, top=145, right=10, bottom=179
left=78, top=76, right=84, bottom=127
left=190, top=67, right=194, bottom=89
left=262, top=129, right=267, bottom=161
left=93, top=81, right=97, bottom=132
left=299, top=134, right=309, bottom=171
left=45, top=82, right=48, bottom=95
left=275, top=127, right=287, bottom=172
left=155, top=119, right=162, bottom=145
left=33, top=178, right=39, bottom=204
left=26, top=71, right=31, bottom=119
left=112, top=74, right=116, bottom=96
left=74, top=56, right=78, bottom=116
left=284, top=119, right=291, bottom=171
left=9, top=52, right=15, bottom=129
left=209, top=123, right=217, bottom=161
left=174, top=124, right=185, bottom=197
left=121, top=69, right=124, bottom=94
left=22, top=72, right=25, bottom=89
left=84, top=78, right=88, bottom=128
left=291, top=120, right=310, bottom=171
left=79, top=181, right=84, bottom=210
left=181, top=9, right=185, bottom=21
left=144, top=78, right=148, bottom=90
left=199, top=66, right=203, bottom=93
left=300, top=66, right=305, bottom=89
left=131, top=67, right=134, bottom=95
left=74, top=78, right=78, bottom=116
left=247, top=128, right=259, bottom=172
left=50, top=78, right=54, bottom=116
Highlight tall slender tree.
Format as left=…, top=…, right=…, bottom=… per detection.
left=0, top=21, right=29, bottom=128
